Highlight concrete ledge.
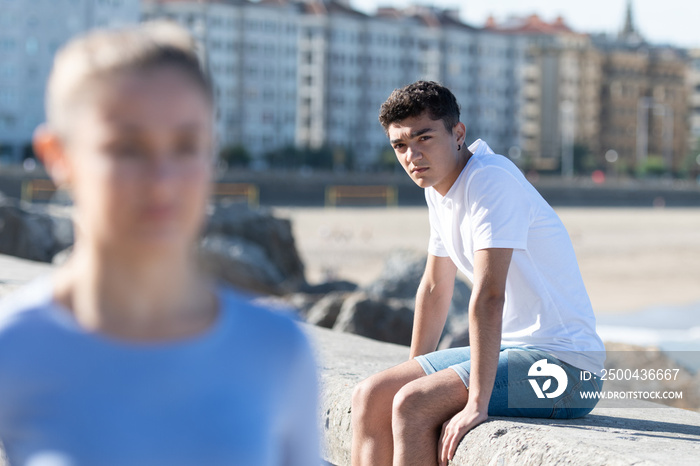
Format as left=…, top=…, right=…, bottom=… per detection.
left=305, top=325, right=700, bottom=466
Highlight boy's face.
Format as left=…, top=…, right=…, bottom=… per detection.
left=54, top=67, right=213, bottom=257
left=388, top=112, right=465, bottom=196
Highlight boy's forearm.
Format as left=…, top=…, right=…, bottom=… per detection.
left=408, top=281, right=453, bottom=359
left=464, top=294, right=503, bottom=409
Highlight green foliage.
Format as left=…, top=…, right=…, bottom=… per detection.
left=264, top=145, right=335, bottom=170
left=636, top=155, right=667, bottom=177
left=573, top=144, right=600, bottom=174
left=219, top=145, right=251, bottom=167
left=377, top=149, right=399, bottom=171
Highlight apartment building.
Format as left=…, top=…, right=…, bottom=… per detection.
left=142, top=0, right=299, bottom=159
left=595, top=33, right=689, bottom=173
left=687, top=49, right=700, bottom=164
left=0, top=0, right=141, bottom=162
left=488, top=15, right=602, bottom=171
left=145, top=0, right=530, bottom=168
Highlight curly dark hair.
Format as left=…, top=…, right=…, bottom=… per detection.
left=378, top=81, right=460, bottom=134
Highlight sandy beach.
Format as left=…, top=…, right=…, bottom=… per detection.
left=276, top=206, right=700, bottom=315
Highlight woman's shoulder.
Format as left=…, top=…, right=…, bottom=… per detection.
left=0, top=276, right=55, bottom=334
left=216, top=286, right=310, bottom=350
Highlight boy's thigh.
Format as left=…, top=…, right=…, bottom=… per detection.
left=415, top=346, right=602, bottom=419
left=356, top=358, right=427, bottom=404
left=394, top=367, right=470, bottom=426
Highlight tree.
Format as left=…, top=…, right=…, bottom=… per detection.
left=219, top=145, right=251, bottom=168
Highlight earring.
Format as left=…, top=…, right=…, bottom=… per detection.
left=457, top=144, right=461, bottom=151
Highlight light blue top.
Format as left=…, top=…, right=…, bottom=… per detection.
left=0, top=277, right=319, bottom=466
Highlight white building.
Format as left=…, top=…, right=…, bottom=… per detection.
left=687, top=49, right=700, bottom=162
left=143, top=0, right=532, bottom=168
left=0, top=0, right=141, bottom=163
left=142, top=0, right=299, bottom=161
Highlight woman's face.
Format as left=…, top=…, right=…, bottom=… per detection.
left=63, top=67, right=214, bottom=258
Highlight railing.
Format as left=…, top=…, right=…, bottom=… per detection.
left=325, top=185, right=397, bottom=207
left=21, top=179, right=57, bottom=202
left=212, top=182, right=259, bottom=208
left=21, top=180, right=260, bottom=208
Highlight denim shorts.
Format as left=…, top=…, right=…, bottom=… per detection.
left=415, top=345, right=603, bottom=418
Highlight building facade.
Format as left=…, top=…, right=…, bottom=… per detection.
left=595, top=35, right=689, bottom=173
left=142, top=0, right=300, bottom=160
left=1, top=0, right=693, bottom=174
left=145, top=0, right=529, bottom=168
left=687, top=48, right=700, bottom=171
left=0, top=0, right=141, bottom=162
left=488, top=15, right=603, bottom=171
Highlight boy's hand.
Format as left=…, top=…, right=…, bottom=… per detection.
left=438, top=402, right=488, bottom=466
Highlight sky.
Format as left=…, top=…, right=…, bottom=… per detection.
left=350, top=0, right=700, bottom=49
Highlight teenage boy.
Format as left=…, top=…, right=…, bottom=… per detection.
left=351, top=81, right=604, bottom=466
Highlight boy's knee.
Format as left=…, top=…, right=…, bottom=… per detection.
left=351, top=378, right=372, bottom=413
left=392, top=384, right=427, bottom=423
left=352, top=374, right=385, bottom=417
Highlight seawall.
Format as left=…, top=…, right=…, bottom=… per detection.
left=307, top=325, right=700, bottom=466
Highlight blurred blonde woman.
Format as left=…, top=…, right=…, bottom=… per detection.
left=0, top=23, right=318, bottom=466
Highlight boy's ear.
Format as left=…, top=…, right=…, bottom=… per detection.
left=453, top=122, right=466, bottom=145
left=33, top=124, right=72, bottom=188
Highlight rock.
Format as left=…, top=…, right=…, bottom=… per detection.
left=201, top=234, right=284, bottom=285
left=281, top=292, right=323, bottom=320
left=333, top=292, right=413, bottom=346
left=0, top=198, right=307, bottom=297
left=603, top=342, right=700, bottom=411
left=306, top=292, right=349, bottom=328
left=52, top=246, right=72, bottom=266
left=198, top=245, right=281, bottom=296
left=301, top=280, right=358, bottom=295
left=364, top=249, right=426, bottom=300
left=362, top=249, right=472, bottom=347
left=437, top=318, right=470, bottom=350
left=0, top=196, right=72, bottom=263
left=205, top=204, right=306, bottom=290
left=305, top=324, right=700, bottom=466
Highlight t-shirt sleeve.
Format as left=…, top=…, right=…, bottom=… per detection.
left=466, top=167, right=531, bottom=252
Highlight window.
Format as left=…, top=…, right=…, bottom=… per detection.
left=25, top=37, right=39, bottom=55
left=0, top=37, right=16, bottom=51
left=0, top=64, right=15, bottom=79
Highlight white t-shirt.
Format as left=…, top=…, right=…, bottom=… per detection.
left=426, top=139, right=605, bottom=374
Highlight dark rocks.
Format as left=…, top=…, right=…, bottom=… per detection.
left=292, top=249, right=474, bottom=347
left=364, top=249, right=426, bottom=300
left=199, top=205, right=308, bottom=295
left=306, top=292, right=348, bottom=328
left=333, top=293, right=414, bottom=346
left=205, top=204, right=306, bottom=291
left=199, top=238, right=282, bottom=296
left=0, top=195, right=73, bottom=263
left=301, top=280, right=358, bottom=295
left=0, top=195, right=308, bottom=297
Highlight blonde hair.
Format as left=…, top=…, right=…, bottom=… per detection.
left=46, top=21, right=212, bottom=136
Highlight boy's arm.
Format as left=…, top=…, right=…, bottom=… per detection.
left=438, top=247, right=512, bottom=466
left=409, top=254, right=458, bottom=359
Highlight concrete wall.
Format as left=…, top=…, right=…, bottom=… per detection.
left=306, top=324, right=700, bottom=466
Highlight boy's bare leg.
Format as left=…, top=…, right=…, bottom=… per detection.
left=351, top=359, right=426, bottom=466
left=392, top=369, right=470, bottom=466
